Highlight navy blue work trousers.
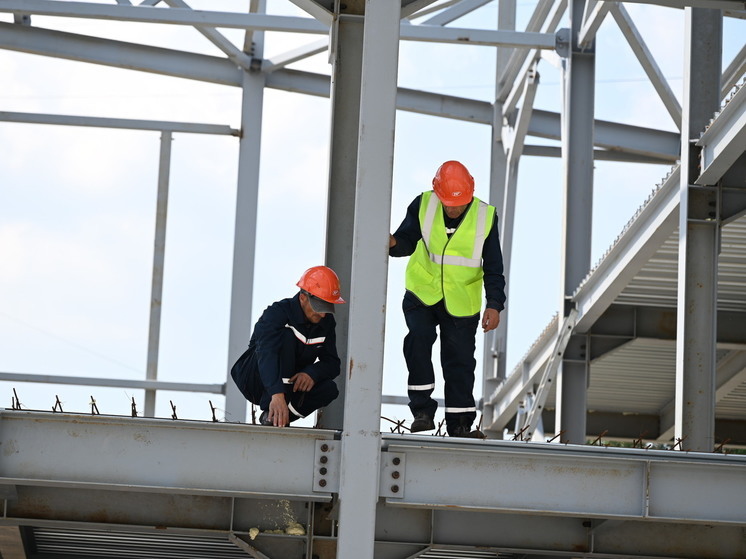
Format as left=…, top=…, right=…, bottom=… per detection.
left=402, top=295, right=479, bottom=429
left=255, top=329, right=339, bottom=421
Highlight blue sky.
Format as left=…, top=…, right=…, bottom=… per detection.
left=0, top=1, right=743, bottom=426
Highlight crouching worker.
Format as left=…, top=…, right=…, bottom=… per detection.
left=231, top=266, right=346, bottom=427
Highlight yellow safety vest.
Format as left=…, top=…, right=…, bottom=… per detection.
left=405, top=191, right=495, bottom=317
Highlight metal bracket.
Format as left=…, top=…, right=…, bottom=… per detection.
left=313, top=440, right=340, bottom=494
left=555, top=28, right=571, bottom=58
left=379, top=452, right=405, bottom=499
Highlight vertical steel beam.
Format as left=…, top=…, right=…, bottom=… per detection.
left=144, top=130, right=172, bottom=417
left=675, top=8, right=722, bottom=452
left=336, top=1, right=400, bottom=557
left=483, top=0, right=516, bottom=437
left=557, top=0, right=595, bottom=444
left=224, top=0, right=267, bottom=423
left=318, top=13, right=365, bottom=430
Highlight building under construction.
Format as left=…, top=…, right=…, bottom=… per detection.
left=0, top=1, right=744, bottom=558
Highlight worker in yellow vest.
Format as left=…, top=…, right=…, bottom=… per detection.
left=389, top=161, right=506, bottom=438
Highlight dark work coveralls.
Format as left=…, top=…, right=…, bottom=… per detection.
left=231, top=292, right=340, bottom=421
left=390, top=193, right=506, bottom=433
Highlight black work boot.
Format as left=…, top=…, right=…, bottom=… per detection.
left=447, top=416, right=485, bottom=439
left=410, top=411, right=435, bottom=433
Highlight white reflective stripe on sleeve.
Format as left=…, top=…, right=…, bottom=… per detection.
left=420, top=192, right=440, bottom=245
left=408, top=383, right=436, bottom=391
left=285, top=324, right=326, bottom=345
left=428, top=252, right=482, bottom=268
left=288, top=402, right=306, bottom=418
left=444, top=406, right=477, bottom=413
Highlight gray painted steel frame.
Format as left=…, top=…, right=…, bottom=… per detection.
left=675, top=9, right=723, bottom=452
left=3, top=411, right=745, bottom=558
left=336, top=2, right=400, bottom=556
left=0, top=1, right=745, bottom=558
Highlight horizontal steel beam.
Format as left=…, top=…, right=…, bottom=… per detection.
left=0, top=372, right=226, bottom=394
left=591, top=305, right=746, bottom=348
left=0, top=24, right=680, bottom=161
left=399, top=24, right=557, bottom=49
left=0, top=1, right=559, bottom=49
left=0, top=111, right=238, bottom=135
left=0, top=0, right=329, bottom=33
left=523, top=144, right=676, bottom=164
left=0, top=411, right=337, bottom=501
left=383, top=436, right=746, bottom=524
left=527, top=109, right=680, bottom=159
left=0, top=22, right=243, bottom=86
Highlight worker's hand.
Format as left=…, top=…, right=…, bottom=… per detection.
left=268, top=393, right=289, bottom=427
left=389, top=234, right=397, bottom=248
left=482, top=308, right=500, bottom=333
left=290, top=372, right=315, bottom=392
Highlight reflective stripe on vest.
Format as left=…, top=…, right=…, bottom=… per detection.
left=405, top=191, right=495, bottom=316
left=421, top=193, right=488, bottom=268
left=285, top=324, right=325, bottom=345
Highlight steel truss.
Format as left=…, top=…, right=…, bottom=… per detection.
left=0, top=1, right=745, bottom=558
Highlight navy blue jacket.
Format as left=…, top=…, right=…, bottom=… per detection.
left=246, top=292, right=341, bottom=397
left=390, top=193, right=507, bottom=312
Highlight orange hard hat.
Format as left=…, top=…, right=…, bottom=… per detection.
left=297, top=266, right=346, bottom=305
left=432, top=160, right=474, bottom=206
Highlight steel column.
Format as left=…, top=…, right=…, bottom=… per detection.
left=225, top=1, right=267, bottom=423
left=483, top=0, right=515, bottom=436
left=336, top=1, right=400, bottom=557
left=318, top=13, right=365, bottom=430
left=675, top=8, right=722, bottom=452
left=557, top=0, right=595, bottom=444
left=144, top=131, right=172, bottom=417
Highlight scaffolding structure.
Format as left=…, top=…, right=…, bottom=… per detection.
left=0, top=1, right=745, bottom=558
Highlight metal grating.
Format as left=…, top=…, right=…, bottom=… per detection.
left=29, top=528, right=251, bottom=559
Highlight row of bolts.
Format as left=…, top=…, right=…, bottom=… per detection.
left=8, top=388, right=734, bottom=452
